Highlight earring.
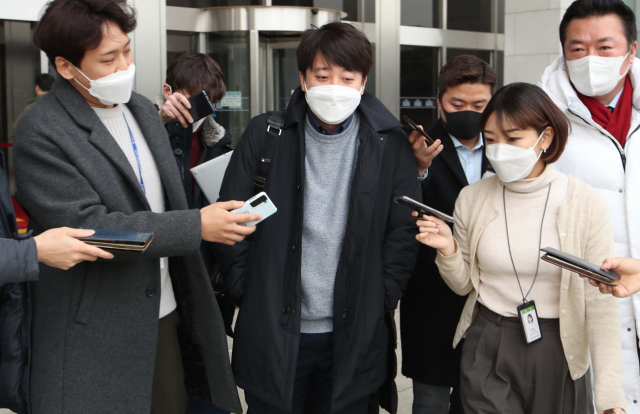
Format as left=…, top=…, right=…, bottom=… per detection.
left=543, top=148, right=547, bottom=153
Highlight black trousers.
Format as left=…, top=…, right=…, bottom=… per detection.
left=151, top=310, right=189, bottom=414
left=460, top=305, right=593, bottom=414
left=245, top=333, right=369, bottom=414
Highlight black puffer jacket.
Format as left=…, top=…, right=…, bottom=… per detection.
left=0, top=152, right=37, bottom=414
left=215, top=87, right=422, bottom=412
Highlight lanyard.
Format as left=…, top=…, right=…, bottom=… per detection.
left=122, top=113, right=146, bottom=195
left=503, top=183, right=552, bottom=304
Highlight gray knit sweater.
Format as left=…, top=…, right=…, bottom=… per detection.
left=300, top=112, right=360, bottom=333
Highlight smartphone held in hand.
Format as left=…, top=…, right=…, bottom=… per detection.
left=395, top=195, right=455, bottom=224
left=187, top=90, right=216, bottom=122
left=232, top=192, right=278, bottom=226
left=402, top=115, right=436, bottom=146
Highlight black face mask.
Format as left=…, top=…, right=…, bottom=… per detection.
left=441, top=108, right=482, bottom=141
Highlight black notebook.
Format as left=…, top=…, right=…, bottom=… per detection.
left=540, top=247, right=620, bottom=286
left=80, top=229, right=153, bottom=252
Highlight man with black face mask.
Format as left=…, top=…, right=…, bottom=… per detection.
left=402, top=54, right=496, bottom=414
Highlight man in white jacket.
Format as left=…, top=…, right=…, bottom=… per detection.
left=538, top=0, right=640, bottom=411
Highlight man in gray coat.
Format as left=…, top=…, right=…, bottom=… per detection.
left=0, top=152, right=113, bottom=286
left=13, top=0, right=258, bottom=413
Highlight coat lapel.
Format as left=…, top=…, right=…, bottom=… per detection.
left=430, top=121, right=469, bottom=187
left=49, top=80, right=151, bottom=210
left=88, top=123, right=151, bottom=211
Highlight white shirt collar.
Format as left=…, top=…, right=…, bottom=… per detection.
left=449, top=133, right=484, bottom=151
left=606, top=87, right=624, bottom=109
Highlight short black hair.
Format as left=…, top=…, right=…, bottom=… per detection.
left=166, top=53, right=227, bottom=103
left=438, top=55, right=497, bottom=98
left=36, top=73, right=56, bottom=92
left=34, top=0, right=137, bottom=67
left=560, top=0, right=637, bottom=49
left=297, top=22, right=373, bottom=78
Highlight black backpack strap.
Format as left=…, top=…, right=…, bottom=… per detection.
left=254, top=111, right=284, bottom=194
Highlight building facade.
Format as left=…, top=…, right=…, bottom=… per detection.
left=0, top=0, right=637, bottom=145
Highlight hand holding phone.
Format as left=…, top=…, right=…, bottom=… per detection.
left=231, top=192, right=278, bottom=227
left=395, top=195, right=455, bottom=224
left=187, top=90, right=216, bottom=122
left=403, top=116, right=435, bottom=145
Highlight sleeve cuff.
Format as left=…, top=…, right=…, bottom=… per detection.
left=437, top=238, right=460, bottom=259
left=418, top=169, right=428, bottom=181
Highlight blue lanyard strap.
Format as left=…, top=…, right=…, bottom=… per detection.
left=122, top=112, right=146, bottom=195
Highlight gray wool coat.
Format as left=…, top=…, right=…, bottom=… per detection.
left=12, top=78, right=242, bottom=414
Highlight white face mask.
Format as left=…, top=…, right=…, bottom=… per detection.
left=304, top=81, right=363, bottom=125
left=486, top=131, right=545, bottom=183
left=73, top=63, right=136, bottom=105
left=192, top=117, right=206, bottom=132
left=566, top=52, right=630, bottom=97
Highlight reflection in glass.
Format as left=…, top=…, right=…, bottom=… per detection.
left=207, top=32, right=251, bottom=145
left=343, top=0, right=375, bottom=22
left=447, top=0, right=492, bottom=33
left=401, top=0, right=440, bottom=28
left=166, top=31, right=198, bottom=65
left=400, top=46, right=440, bottom=134
left=273, top=49, right=301, bottom=112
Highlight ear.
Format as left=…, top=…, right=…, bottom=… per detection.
left=55, top=57, right=75, bottom=81
left=163, top=84, right=172, bottom=99
left=35, top=85, right=41, bottom=95
left=631, top=41, right=638, bottom=62
left=361, top=76, right=367, bottom=95
left=299, top=72, right=306, bottom=92
left=541, top=126, right=554, bottom=150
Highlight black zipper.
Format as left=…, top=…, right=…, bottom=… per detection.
left=567, top=108, right=629, bottom=171
left=342, top=132, right=369, bottom=322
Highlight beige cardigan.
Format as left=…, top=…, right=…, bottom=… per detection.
left=435, top=171, right=626, bottom=413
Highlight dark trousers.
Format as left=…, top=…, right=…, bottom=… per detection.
left=151, top=310, right=189, bottom=414
left=461, top=305, right=593, bottom=414
left=412, top=382, right=463, bottom=414
left=245, top=333, right=369, bottom=414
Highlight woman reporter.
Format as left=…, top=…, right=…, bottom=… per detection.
left=416, top=82, right=626, bottom=414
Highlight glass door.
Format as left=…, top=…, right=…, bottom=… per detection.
left=265, top=37, right=301, bottom=113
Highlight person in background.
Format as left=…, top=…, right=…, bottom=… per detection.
left=11, top=73, right=55, bottom=138
left=401, top=54, right=495, bottom=414
left=537, top=0, right=640, bottom=410
left=13, top=0, right=257, bottom=413
left=215, top=22, right=421, bottom=414
left=417, top=82, right=626, bottom=414
left=157, top=52, right=235, bottom=414
left=157, top=52, right=236, bottom=336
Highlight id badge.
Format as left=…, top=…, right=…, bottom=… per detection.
left=517, top=300, right=542, bottom=344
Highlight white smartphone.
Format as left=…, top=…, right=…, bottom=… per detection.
left=231, top=192, right=278, bottom=226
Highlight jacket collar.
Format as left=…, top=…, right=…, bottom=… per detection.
left=283, top=86, right=403, bottom=133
